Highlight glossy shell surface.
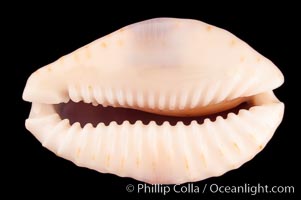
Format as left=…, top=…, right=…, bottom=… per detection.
left=23, top=18, right=284, bottom=184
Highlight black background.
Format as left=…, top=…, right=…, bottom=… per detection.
left=11, top=4, right=296, bottom=199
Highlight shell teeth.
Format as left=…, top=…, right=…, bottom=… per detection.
left=108, top=121, right=118, bottom=126
left=100, top=121, right=118, bottom=172
left=81, top=85, right=93, bottom=103
left=158, top=92, right=166, bottom=110
left=42, top=119, right=70, bottom=153
left=147, top=91, right=156, bottom=109
left=125, top=89, right=134, bottom=107
left=135, top=120, right=144, bottom=126
left=168, top=93, right=177, bottom=110
left=238, top=106, right=270, bottom=141
left=179, top=91, right=188, bottom=110
left=29, top=114, right=63, bottom=143
left=93, top=86, right=105, bottom=105
left=57, top=122, right=81, bottom=157
left=224, top=114, right=255, bottom=158
left=146, top=121, right=158, bottom=177
left=104, top=87, right=115, bottom=105
left=190, top=89, right=202, bottom=109
left=92, top=101, right=99, bottom=106
left=202, top=83, right=218, bottom=106
left=176, top=121, right=185, bottom=127
left=185, top=90, right=193, bottom=110
left=209, top=81, right=222, bottom=104
left=75, top=123, right=94, bottom=165
left=69, top=85, right=231, bottom=111
left=92, top=122, right=107, bottom=172
left=240, top=77, right=258, bottom=98
left=137, top=91, right=145, bottom=108
left=26, top=97, right=283, bottom=184
left=67, top=83, right=242, bottom=111
left=219, top=78, right=237, bottom=102
left=116, top=88, right=125, bottom=106
left=68, top=85, right=81, bottom=103
left=228, top=76, right=255, bottom=100
left=204, top=118, right=212, bottom=124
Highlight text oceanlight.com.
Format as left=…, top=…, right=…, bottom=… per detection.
left=126, top=183, right=294, bottom=195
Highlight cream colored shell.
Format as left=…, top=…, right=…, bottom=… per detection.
left=23, top=18, right=284, bottom=184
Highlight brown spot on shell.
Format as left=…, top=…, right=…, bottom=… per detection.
left=106, top=155, right=111, bottom=166
left=240, top=56, right=245, bottom=62
left=231, top=164, right=237, bottom=168
left=174, top=21, right=181, bottom=28
left=152, top=162, right=156, bottom=171
left=185, top=158, right=190, bottom=170
left=117, top=39, right=123, bottom=46
left=257, top=57, right=261, bottom=62
left=74, top=52, right=79, bottom=62
left=85, top=46, right=90, bottom=58
left=200, top=153, right=207, bottom=168
left=230, top=39, right=236, bottom=46
left=233, top=143, right=240, bottom=152
left=259, top=145, right=263, bottom=150
left=77, top=148, right=81, bottom=156
left=206, top=26, right=212, bottom=31
left=101, top=42, right=107, bottom=48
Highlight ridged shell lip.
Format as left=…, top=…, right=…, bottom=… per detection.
left=23, top=64, right=283, bottom=125
left=26, top=91, right=282, bottom=127
left=22, top=17, right=284, bottom=108
left=25, top=91, right=284, bottom=184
